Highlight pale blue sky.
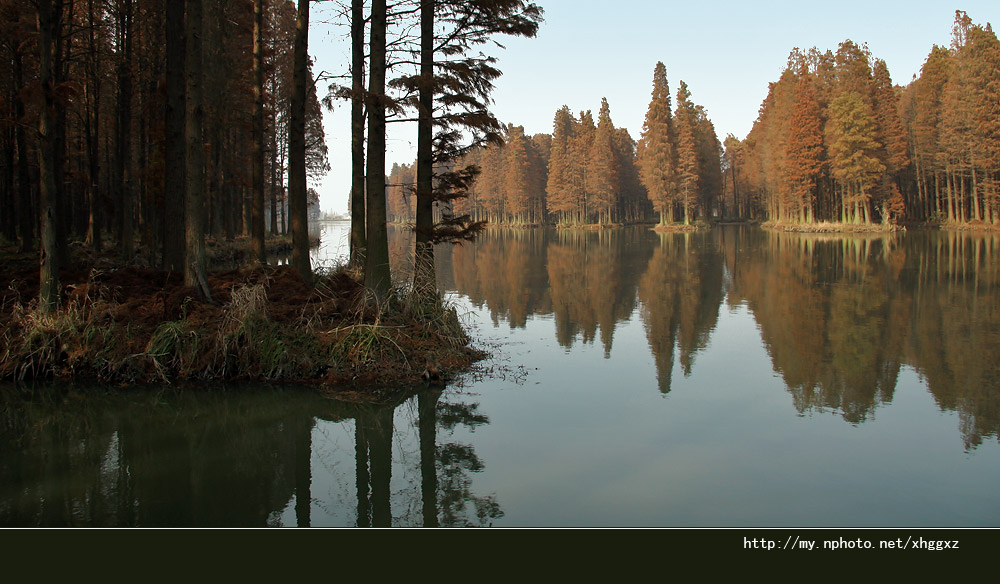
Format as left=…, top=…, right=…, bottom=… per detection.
left=310, top=1, right=999, bottom=214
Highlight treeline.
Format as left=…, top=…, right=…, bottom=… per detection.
left=0, top=0, right=328, bottom=307
left=728, top=10, right=1000, bottom=226
left=385, top=64, right=723, bottom=227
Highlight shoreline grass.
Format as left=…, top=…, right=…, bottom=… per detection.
left=0, top=253, right=483, bottom=402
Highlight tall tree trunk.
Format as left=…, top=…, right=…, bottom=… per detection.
left=270, top=137, right=279, bottom=235
left=349, top=0, right=366, bottom=269
left=250, top=0, right=266, bottom=264
left=85, top=0, right=102, bottom=252
left=185, top=0, right=211, bottom=300
left=54, top=0, right=71, bottom=265
left=36, top=0, right=62, bottom=313
left=288, top=0, right=311, bottom=281
left=116, top=0, right=134, bottom=260
left=413, top=0, right=434, bottom=292
left=364, top=0, right=390, bottom=296
left=13, top=52, right=33, bottom=253
left=163, top=0, right=186, bottom=271
left=1, top=124, right=13, bottom=243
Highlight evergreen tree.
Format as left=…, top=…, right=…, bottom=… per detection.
left=722, top=134, right=743, bottom=218
left=587, top=98, right=619, bottom=224
left=365, top=0, right=390, bottom=296
left=251, top=0, right=266, bottom=264
left=185, top=0, right=211, bottom=299
left=163, top=0, right=185, bottom=271
left=870, top=58, right=909, bottom=221
left=349, top=0, right=365, bottom=268
left=477, top=143, right=504, bottom=222
left=674, top=81, right=699, bottom=224
left=36, top=0, right=63, bottom=312
left=785, top=77, right=825, bottom=222
left=408, top=0, right=543, bottom=287
left=527, top=133, right=551, bottom=222
left=826, top=91, right=885, bottom=223
left=502, top=124, right=531, bottom=223
left=614, top=128, right=647, bottom=222
left=568, top=110, right=595, bottom=223
left=904, top=45, right=951, bottom=219
left=287, top=0, right=311, bottom=281
left=637, top=62, right=678, bottom=224
left=546, top=105, right=577, bottom=222
left=694, top=106, right=723, bottom=221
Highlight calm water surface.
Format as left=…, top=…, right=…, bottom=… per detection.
left=2, top=221, right=999, bottom=526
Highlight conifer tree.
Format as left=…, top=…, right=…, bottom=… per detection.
left=722, top=134, right=744, bottom=218
left=251, top=0, right=266, bottom=264
left=637, top=62, right=678, bottom=224
left=568, top=110, right=595, bottom=223
left=477, top=143, right=504, bottom=222
left=870, top=59, right=909, bottom=221
left=614, top=128, right=646, bottom=222
left=904, top=45, right=951, bottom=219
left=365, top=0, right=390, bottom=296
left=966, top=24, right=1000, bottom=223
left=185, top=0, right=211, bottom=299
left=588, top=98, right=620, bottom=224
left=36, top=0, right=63, bottom=312
left=834, top=39, right=873, bottom=100
left=408, top=0, right=542, bottom=287
left=694, top=107, right=723, bottom=221
left=502, top=124, right=532, bottom=223
left=785, top=77, right=825, bottom=222
left=546, top=105, right=576, bottom=222
left=163, top=0, right=185, bottom=271
left=826, top=91, right=885, bottom=223
left=871, top=59, right=909, bottom=177
left=288, top=0, right=312, bottom=282
left=349, top=0, right=365, bottom=267
left=527, top=133, right=550, bottom=221
left=674, top=81, right=699, bottom=224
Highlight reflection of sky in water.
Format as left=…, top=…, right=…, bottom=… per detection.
left=302, top=225, right=1000, bottom=526
left=445, top=294, right=1000, bottom=526
left=5, top=225, right=998, bottom=527
left=310, top=220, right=352, bottom=269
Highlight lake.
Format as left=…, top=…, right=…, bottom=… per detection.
left=2, top=221, right=998, bottom=527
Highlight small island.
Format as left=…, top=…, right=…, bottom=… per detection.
left=0, top=237, right=482, bottom=403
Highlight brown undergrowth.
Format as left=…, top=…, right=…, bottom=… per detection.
left=1, top=247, right=482, bottom=402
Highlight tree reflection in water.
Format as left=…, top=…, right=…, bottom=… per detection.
left=0, top=383, right=500, bottom=526
left=443, top=226, right=1000, bottom=448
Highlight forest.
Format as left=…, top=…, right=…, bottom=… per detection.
left=731, top=11, right=1000, bottom=227
left=1, top=3, right=999, bottom=386
left=0, top=0, right=331, bottom=303
left=386, top=11, right=1000, bottom=231
left=0, top=0, right=543, bottom=387
left=387, top=70, right=725, bottom=227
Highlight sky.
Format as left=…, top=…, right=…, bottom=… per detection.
left=307, top=0, right=1000, bottom=215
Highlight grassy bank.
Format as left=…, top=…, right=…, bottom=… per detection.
left=1, top=242, right=482, bottom=403
left=933, top=219, right=1000, bottom=232
left=761, top=221, right=904, bottom=233
left=652, top=222, right=710, bottom=233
